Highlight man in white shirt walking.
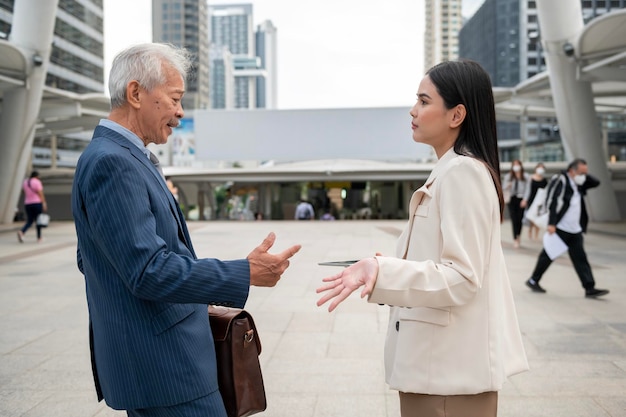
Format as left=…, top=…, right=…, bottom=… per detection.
left=525, top=158, right=609, bottom=298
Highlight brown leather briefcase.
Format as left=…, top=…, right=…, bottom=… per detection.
left=208, top=306, right=267, bottom=417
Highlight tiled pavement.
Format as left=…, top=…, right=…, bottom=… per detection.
left=1, top=219, right=625, bottom=417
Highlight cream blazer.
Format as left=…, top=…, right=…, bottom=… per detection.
left=369, top=148, right=528, bottom=395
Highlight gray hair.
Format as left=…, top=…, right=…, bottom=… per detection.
left=108, top=43, right=193, bottom=109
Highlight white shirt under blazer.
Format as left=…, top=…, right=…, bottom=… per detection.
left=369, top=148, right=528, bottom=396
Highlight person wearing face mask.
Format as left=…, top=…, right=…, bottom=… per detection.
left=525, top=158, right=609, bottom=298
left=521, top=163, right=548, bottom=240
left=503, top=160, right=530, bottom=248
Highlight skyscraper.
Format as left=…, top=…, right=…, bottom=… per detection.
left=209, top=3, right=269, bottom=109
left=424, top=0, right=463, bottom=72
left=255, top=19, right=277, bottom=109
left=210, top=3, right=254, bottom=54
left=152, top=0, right=210, bottom=110
left=209, top=44, right=234, bottom=109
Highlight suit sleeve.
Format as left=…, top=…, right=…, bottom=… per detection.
left=370, top=159, right=494, bottom=308
left=76, top=152, right=249, bottom=306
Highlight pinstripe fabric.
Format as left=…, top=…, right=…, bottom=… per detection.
left=72, top=125, right=250, bottom=411
left=126, top=391, right=226, bottom=417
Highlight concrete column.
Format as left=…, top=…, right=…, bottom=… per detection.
left=536, top=0, right=621, bottom=221
left=520, top=108, right=528, bottom=161
left=50, top=135, right=58, bottom=169
left=0, top=0, right=59, bottom=224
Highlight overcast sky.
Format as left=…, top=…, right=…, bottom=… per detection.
left=103, top=0, right=485, bottom=110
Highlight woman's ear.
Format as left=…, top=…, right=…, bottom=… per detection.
left=450, top=104, right=466, bottom=129
left=126, top=80, right=142, bottom=109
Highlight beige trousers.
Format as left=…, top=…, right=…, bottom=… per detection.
left=399, top=391, right=498, bottom=417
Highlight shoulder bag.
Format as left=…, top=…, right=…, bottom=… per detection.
left=208, top=306, right=267, bottom=417
left=524, top=187, right=548, bottom=229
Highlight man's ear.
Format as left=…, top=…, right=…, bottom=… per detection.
left=450, top=104, right=466, bottom=129
left=126, top=80, right=142, bottom=110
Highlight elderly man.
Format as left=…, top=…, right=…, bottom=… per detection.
left=72, top=43, right=301, bottom=416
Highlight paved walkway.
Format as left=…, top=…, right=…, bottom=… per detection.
left=1, top=219, right=625, bottom=417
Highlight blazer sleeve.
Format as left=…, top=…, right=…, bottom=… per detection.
left=76, top=151, right=249, bottom=306
left=370, top=158, right=495, bottom=308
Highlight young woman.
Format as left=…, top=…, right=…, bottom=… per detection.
left=18, top=171, right=47, bottom=243
left=317, top=60, right=528, bottom=417
left=503, top=159, right=530, bottom=248
left=521, top=162, right=548, bottom=240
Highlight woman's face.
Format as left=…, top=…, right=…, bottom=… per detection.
left=409, top=75, right=460, bottom=154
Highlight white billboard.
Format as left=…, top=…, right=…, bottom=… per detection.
left=194, top=107, right=431, bottom=162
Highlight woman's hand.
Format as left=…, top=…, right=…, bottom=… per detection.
left=316, top=257, right=379, bottom=312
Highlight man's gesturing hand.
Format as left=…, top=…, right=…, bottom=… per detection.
left=247, top=232, right=301, bottom=287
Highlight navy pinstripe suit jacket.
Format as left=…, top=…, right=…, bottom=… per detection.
left=72, top=125, right=250, bottom=410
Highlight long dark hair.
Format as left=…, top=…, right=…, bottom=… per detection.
left=426, top=60, right=504, bottom=220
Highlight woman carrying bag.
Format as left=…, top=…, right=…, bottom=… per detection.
left=18, top=171, right=48, bottom=243
left=503, top=160, right=530, bottom=248
left=521, top=162, right=548, bottom=240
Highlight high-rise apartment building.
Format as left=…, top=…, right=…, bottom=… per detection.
left=424, top=0, right=463, bottom=72
left=152, top=0, right=210, bottom=111
left=209, top=3, right=270, bottom=109
left=209, top=44, right=234, bottom=109
left=210, top=3, right=254, bottom=55
left=255, top=19, right=277, bottom=109
left=0, top=0, right=105, bottom=93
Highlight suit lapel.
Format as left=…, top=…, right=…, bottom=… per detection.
left=95, top=126, right=194, bottom=253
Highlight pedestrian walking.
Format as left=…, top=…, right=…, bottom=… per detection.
left=18, top=171, right=47, bottom=243
left=503, top=159, right=530, bottom=248
left=525, top=158, right=609, bottom=298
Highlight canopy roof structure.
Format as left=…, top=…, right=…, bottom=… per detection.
left=0, top=39, right=110, bottom=138
left=493, top=9, right=626, bottom=122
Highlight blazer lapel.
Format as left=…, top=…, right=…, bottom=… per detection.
left=397, top=148, right=458, bottom=259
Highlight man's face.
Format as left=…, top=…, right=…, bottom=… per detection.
left=572, top=163, right=589, bottom=177
left=136, top=65, right=185, bottom=146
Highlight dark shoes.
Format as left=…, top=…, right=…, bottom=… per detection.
left=526, top=279, right=609, bottom=298
left=585, top=288, right=610, bottom=298
left=526, top=279, right=546, bottom=293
